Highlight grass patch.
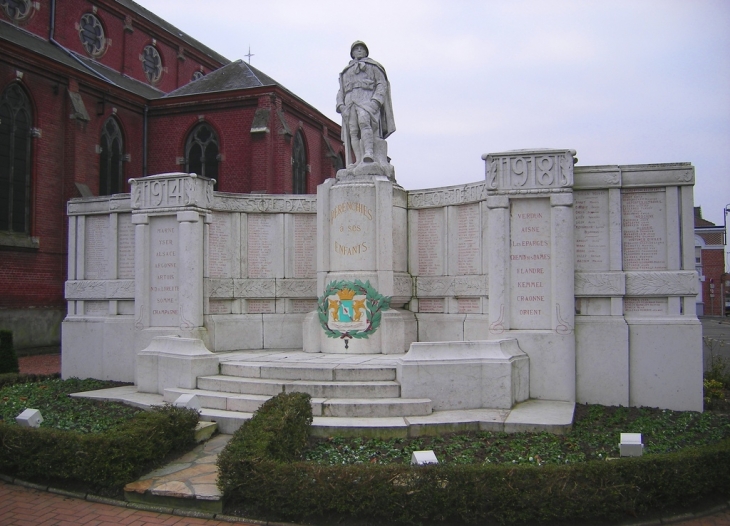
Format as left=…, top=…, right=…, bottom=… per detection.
left=304, top=404, right=730, bottom=466
left=0, top=377, right=140, bottom=433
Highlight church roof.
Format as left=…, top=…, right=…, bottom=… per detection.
left=165, top=59, right=282, bottom=97
left=0, top=20, right=164, bottom=99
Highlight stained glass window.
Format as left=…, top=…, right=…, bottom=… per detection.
left=79, top=13, right=106, bottom=57
left=142, top=45, right=163, bottom=84
left=99, top=117, right=123, bottom=195
left=0, top=83, right=32, bottom=233
left=185, top=123, right=219, bottom=188
left=292, top=130, right=307, bottom=194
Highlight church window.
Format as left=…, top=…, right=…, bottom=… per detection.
left=99, top=117, right=124, bottom=195
left=0, top=83, right=32, bottom=233
left=1, top=0, right=33, bottom=23
left=292, top=130, right=307, bottom=194
left=185, top=123, right=219, bottom=188
left=141, top=45, right=163, bottom=84
left=78, top=13, right=107, bottom=57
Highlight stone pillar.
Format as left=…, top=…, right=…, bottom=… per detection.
left=129, top=173, right=218, bottom=393
left=482, top=149, right=576, bottom=402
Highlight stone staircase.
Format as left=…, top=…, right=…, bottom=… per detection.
left=73, top=350, right=575, bottom=437
left=161, top=352, right=434, bottom=435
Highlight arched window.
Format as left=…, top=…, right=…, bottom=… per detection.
left=99, top=116, right=124, bottom=195
left=185, top=123, right=219, bottom=188
left=0, top=83, right=32, bottom=233
left=292, top=130, right=307, bottom=194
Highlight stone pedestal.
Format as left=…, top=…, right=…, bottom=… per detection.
left=304, top=174, right=415, bottom=353
left=397, top=339, right=529, bottom=410
left=137, top=336, right=219, bottom=394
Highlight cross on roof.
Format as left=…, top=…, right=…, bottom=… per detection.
left=245, top=46, right=254, bottom=64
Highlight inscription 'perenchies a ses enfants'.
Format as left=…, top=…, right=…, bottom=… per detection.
left=510, top=199, right=551, bottom=329
left=331, top=201, right=373, bottom=257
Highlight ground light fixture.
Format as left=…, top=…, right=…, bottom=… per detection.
left=411, top=450, right=438, bottom=465
left=16, top=408, right=43, bottom=428
left=619, top=433, right=644, bottom=457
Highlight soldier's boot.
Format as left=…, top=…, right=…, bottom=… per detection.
left=361, top=128, right=374, bottom=162
left=350, top=136, right=362, bottom=165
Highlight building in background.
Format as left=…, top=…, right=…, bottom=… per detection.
left=694, top=207, right=726, bottom=316
left=0, top=0, right=343, bottom=351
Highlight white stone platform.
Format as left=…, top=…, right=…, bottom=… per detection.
left=72, top=350, right=574, bottom=437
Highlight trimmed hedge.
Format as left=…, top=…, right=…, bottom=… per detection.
left=218, top=397, right=730, bottom=525
left=0, top=404, right=199, bottom=496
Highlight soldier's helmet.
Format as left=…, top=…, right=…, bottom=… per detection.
left=350, top=41, right=369, bottom=58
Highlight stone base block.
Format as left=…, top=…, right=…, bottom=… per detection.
left=627, top=318, right=703, bottom=412
left=137, top=336, right=219, bottom=395
left=397, top=339, right=529, bottom=410
left=303, top=308, right=416, bottom=354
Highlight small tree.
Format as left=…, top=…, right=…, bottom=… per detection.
left=0, top=330, right=19, bottom=374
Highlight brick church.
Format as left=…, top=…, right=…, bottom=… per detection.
left=0, top=0, right=344, bottom=351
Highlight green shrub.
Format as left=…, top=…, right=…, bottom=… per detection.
left=219, top=402, right=730, bottom=526
left=0, top=330, right=19, bottom=375
left=0, top=372, right=60, bottom=388
left=0, top=404, right=199, bottom=496
left=219, top=391, right=312, bottom=465
left=219, top=440, right=730, bottom=525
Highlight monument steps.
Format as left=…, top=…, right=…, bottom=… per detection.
left=220, top=361, right=396, bottom=382
left=196, top=375, right=402, bottom=399
left=170, top=357, right=434, bottom=427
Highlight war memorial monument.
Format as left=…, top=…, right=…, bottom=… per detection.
left=62, top=42, right=703, bottom=435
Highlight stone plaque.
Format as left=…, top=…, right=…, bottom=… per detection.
left=510, top=198, right=551, bottom=329
left=291, top=299, right=318, bottom=313
left=208, top=299, right=231, bottom=314
left=624, top=297, right=667, bottom=316
left=117, top=213, right=135, bottom=279
left=622, top=189, right=667, bottom=270
left=248, top=299, right=275, bottom=313
left=85, top=300, right=108, bottom=316
left=293, top=214, right=316, bottom=278
left=457, top=203, right=481, bottom=275
left=85, top=215, right=109, bottom=280
left=419, top=298, right=445, bottom=313
left=248, top=214, right=277, bottom=278
left=209, top=213, right=232, bottom=279
left=417, top=208, right=444, bottom=276
left=574, top=190, right=609, bottom=271
left=457, top=298, right=481, bottom=314
left=150, top=216, right=179, bottom=327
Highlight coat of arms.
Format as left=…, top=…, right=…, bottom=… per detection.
left=317, top=279, right=391, bottom=348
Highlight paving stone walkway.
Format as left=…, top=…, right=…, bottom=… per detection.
left=124, top=434, right=231, bottom=512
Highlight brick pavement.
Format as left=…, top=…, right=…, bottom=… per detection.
left=0, top=480, right=259, bottom=526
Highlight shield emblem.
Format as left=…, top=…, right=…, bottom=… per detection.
left=338, top=299, right=354, bottom=322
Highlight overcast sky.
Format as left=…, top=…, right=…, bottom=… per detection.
left=136, top=0, right=730, bottom=225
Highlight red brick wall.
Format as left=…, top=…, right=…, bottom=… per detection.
left=701, top=248, right=725, bottom=316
